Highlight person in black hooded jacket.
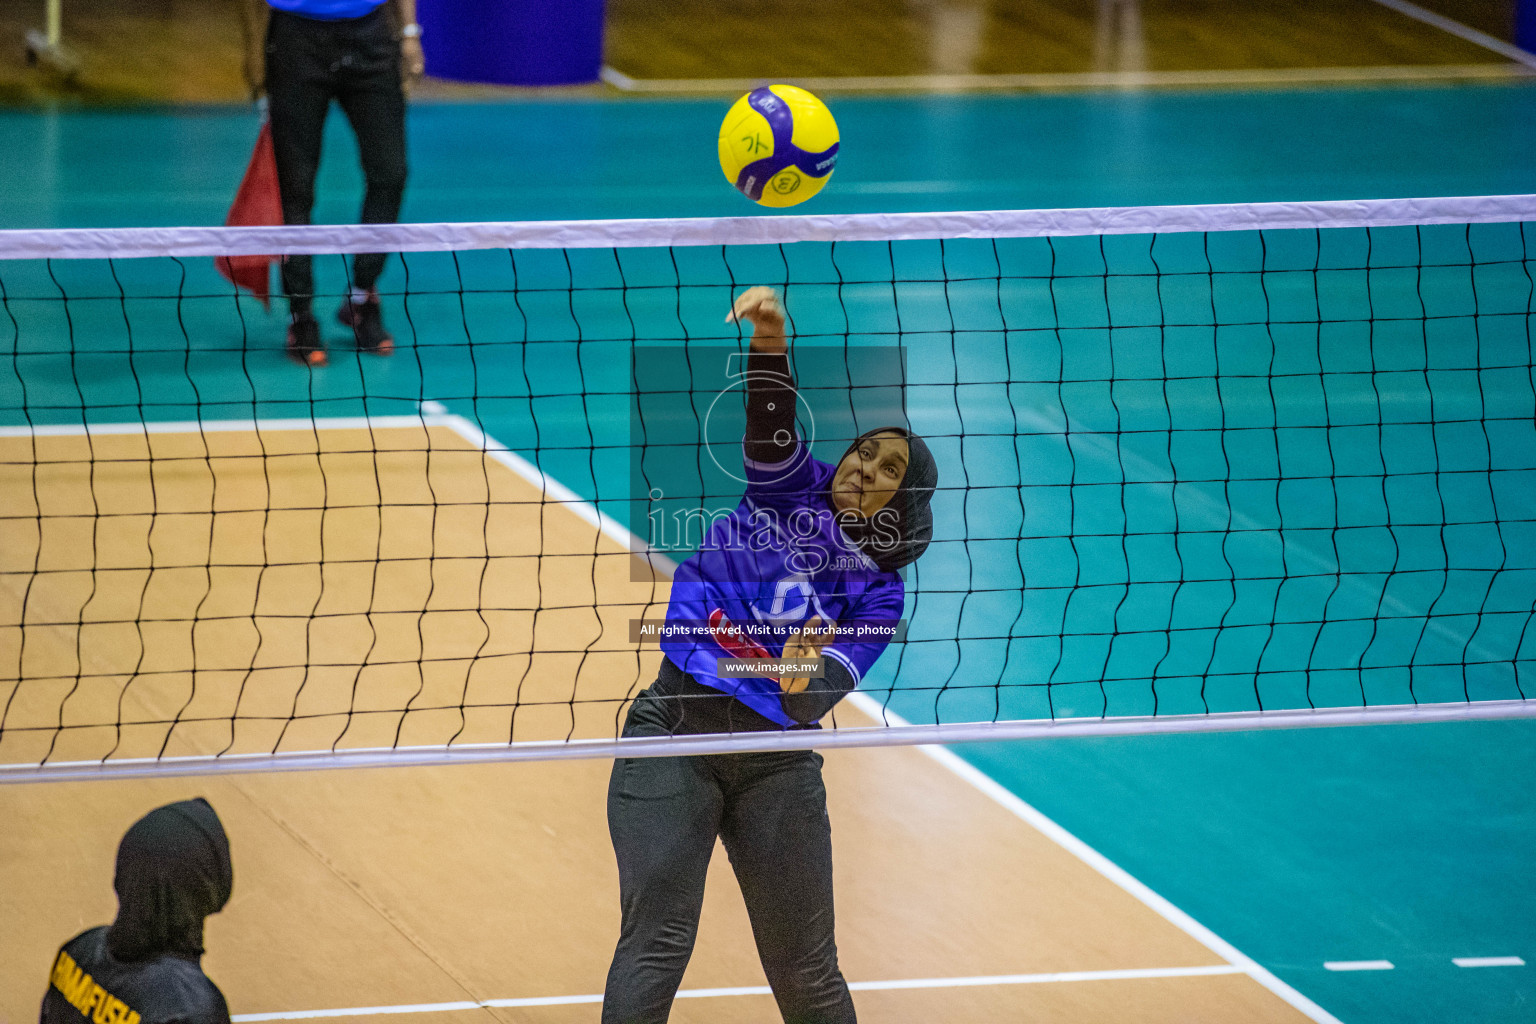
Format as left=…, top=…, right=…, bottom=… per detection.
left=40, top=798, right=234, bottom=1024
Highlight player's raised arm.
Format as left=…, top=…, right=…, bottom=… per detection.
left=728, top=286, right=802, bottom=470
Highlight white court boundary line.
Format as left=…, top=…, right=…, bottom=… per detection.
left=601, top=62, right=1532, bottom=94
left=0, top=194, right=1534, bottom=259
left=230, top=965, right=1247, bottom=1021
left=2, top=411, right=1532, bottom=786
left=1452, top=956, right=1526, bottom=967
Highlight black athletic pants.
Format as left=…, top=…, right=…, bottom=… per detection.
left=265, top=8, right=406, bottom=315
left=603, top=668, right=856, bottom=1024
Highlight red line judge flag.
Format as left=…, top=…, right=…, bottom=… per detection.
left=214, top=121, right=282, bottom=309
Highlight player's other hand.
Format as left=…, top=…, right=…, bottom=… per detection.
left=401, top=37, right=425, bottom=90
left=727, top=286, right=787, bottom=353
left=780, top=616, right=835, bottom=694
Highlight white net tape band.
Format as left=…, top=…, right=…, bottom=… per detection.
left=1, top=194, right=1533, bottom=261
left=2, top=697, right=1531, bottom=785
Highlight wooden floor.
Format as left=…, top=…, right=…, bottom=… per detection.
left=0, top=421, right=1319, bottom=1022
left=0, top=0, right=1517, bottom=104
left=605, top=0, right=1504, bottom=80
left=0, top=732, right=1317, bottom=1022
left=0, top=424, right=667, bottom=767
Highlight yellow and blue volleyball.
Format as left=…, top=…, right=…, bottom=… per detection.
left=718, top=85, right=839, bottom=208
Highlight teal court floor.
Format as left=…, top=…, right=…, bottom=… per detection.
left=2, top=85, right=1536, bottom=1023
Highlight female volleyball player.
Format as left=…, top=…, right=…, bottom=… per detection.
left=40, top=799, right=234, bottom=1024
left=602, top=287, right=938, bottom=1024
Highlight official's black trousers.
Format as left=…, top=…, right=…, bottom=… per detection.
left=603, top=667, right=856, bottom=1024
left=265, top=8, right=406, bottom=314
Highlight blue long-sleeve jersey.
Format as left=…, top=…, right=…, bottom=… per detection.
left=661, top=433, right=905, bottom=727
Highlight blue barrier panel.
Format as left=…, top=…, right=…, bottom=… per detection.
left=419, top=0, right=604, bottom=86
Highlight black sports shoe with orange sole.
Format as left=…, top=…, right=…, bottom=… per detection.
left=285, top=313, right=327, bottom=367
left=337, top=290, right=395, bottom=355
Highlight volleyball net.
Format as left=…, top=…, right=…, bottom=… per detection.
left=2, top=196, right=1534, bottom=782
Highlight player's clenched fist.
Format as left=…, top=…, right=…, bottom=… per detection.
left=727, top=286, right=787, bottom=353
left=780, top=615, right=836, bottom=694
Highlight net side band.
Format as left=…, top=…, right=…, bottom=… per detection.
left=2, top=194, right=1534, bottom=261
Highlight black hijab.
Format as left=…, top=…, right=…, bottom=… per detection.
left=106, top=798, right=233, bottom=963
left=831, top=427, right=938, bottom=573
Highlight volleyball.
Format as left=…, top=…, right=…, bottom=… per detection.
left=718, top=85, right=840, bottom=208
